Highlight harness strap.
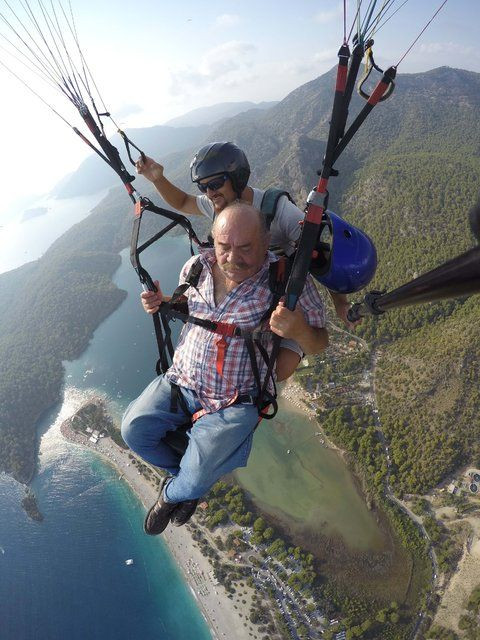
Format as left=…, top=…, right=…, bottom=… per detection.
left=191, top=393, right=260, bottom=423
left=260, top=188, right=294, bottom=229
left=216, top=336, right=228, bottom=377
left=253, top=339, right=278, bottom=418
left=169, top=381, right=193, bottom=417
left=170, top=381, right=179, bottom=413
left=153, top=312, right=174, bottom=375
left=158, top=256, right=289, bottom=418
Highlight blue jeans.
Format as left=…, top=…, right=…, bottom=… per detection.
left=121, top=376, right=258, bottom=503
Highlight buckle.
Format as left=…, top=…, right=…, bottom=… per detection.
left=235, top=394, right=256, bottom=405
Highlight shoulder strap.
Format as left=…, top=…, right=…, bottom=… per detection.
left=169, top=255, right=203, bottom=305
left=185, top=255, right=204, bottom=287
left=258, top=256, right=293, bottom=324
left=268, top=256, right=292, bottom=300
left=260, top=188, right=295, bottom=229
left=154, top=256, right=204, bottom=375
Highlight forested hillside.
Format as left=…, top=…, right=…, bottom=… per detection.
left=0, top=219, right=125, bottom=481
left=185, top=65, right=480, bottom=496
left=0, top=65, right=479, bottom=491
left=0, top=187, right=209, bottom=482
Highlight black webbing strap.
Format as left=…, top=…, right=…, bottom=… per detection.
left=79, top=104, right=136, bottom=193
left=337, top=41, right=364, bottom=139
left=253, top=338, right=278, bottom=419
left=263, top=40, right=395, bottom=382
left=243, top=333, right=265, bottom=412
left=129, top=199, right=209, bottom=374
left=152, top=312, right=174, bottom=375
left=260, top=189, right=293, bottom=229
left=169, top=381, right=192, bottom=416
left=117, top=129, right=146, bottom=166
left=332, top=65, right=396, bottom=165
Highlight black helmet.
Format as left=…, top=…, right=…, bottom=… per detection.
left=190, top=142, right=250, bottom=196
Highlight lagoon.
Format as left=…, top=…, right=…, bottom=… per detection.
left=65, top=234, right=384, bottom=552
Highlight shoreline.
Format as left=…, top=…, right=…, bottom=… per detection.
left=279, top=379, right=348, bottom=460
left=59, top=417, right=256, bottom=640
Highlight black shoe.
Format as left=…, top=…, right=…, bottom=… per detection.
left=144, top=476, right=177, bottom=535
left=170, top=499, right=199, bottom=527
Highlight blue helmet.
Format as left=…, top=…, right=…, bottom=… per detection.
left=309, top=211, right=377, bottom=293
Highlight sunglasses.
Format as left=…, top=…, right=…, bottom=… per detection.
left=197, top=174, right=229, bottom=193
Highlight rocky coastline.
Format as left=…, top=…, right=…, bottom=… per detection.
left=21, top=488, right=43, bottom=522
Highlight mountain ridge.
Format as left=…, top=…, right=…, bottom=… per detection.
left=163, top=100, right=278, bottom=127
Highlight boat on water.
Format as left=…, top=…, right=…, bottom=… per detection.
left=125, top=558, right=134, bottom=566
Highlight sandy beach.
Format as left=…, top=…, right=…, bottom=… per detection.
left=60, top=418, right=261, bottom=640
left=279, top=380, right=316, bottom=419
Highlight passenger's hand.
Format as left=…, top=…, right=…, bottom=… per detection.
left=329, top=291, right=362, bottom=330
left=141, top=281, right=163, bottom=314
left=269, top=301, right=307, bottom=341
left=334, top=298, right=362, bottom=330
left=135, top=156, right=164, bottom=183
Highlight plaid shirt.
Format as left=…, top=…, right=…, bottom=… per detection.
left=166, top=249, right=326, bottom=413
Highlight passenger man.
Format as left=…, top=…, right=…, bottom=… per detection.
left=121, top=202, right=328, bottom=535
left=136, top=141, right=357, bottom=325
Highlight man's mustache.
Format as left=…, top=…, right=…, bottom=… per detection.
left=222, top=264, right=247, bottom=272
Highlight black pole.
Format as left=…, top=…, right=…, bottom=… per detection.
left=374, top=247, right=480, bottom=312
left=348, top=205, right=480, bottom=321
left=470, top=202, right=480, bottom=243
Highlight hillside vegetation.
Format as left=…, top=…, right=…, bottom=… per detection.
left=204, top=65, right=480, bottom=495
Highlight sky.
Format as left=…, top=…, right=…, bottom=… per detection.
left=0, top=0, right=479, bottom=216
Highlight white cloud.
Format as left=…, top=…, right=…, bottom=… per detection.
left=314, top=48, right=338, bottom=64
left=169, top=40, right=257, bottom=96
left=280, top=48, right=337, bottom=77
left=214, top=14, right=240, bottom=28
left=314, top=3, right=343, bottom=25
left=114, top=103, right=143, bottom=119
left=200, top=40, right=256, bottom=75
left=419, top=41, right=477, bottom=57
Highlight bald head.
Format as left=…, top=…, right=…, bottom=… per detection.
left=212, top=202, right=270, bottom=284
left=211, top=202, right=268, bottom=240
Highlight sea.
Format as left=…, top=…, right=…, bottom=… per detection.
left=0, top=190, right=383, bottom=639
left=0, top=195, right=211, bottom=640
left=0, top=191, right=110, bottom=274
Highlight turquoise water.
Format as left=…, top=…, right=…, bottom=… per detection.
left=63, top=236, right=189, bottom=411
left=0, top=413, right=211, bottom=639
left=0, top=234, right=211, bottom=640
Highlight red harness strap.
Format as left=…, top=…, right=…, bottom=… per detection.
left=213, top=321, right=238, bottom=337
left=216, top=335, right=228, bottom=377
left=192, top=399, right=272, bottom=425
